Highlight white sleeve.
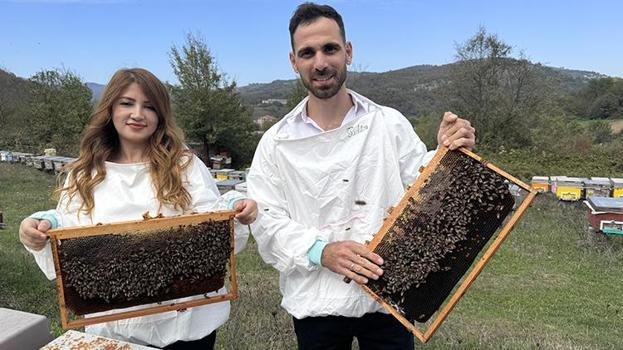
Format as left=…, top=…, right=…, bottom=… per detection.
left=25, top=239, right=56, bottom=280
left=247, top=135, right=324, bottom=275
left=185, top=155, right=249, bottom=254
left=391, top=110, right=436, bottom=187
left=25, top=186, right=74, bottom=281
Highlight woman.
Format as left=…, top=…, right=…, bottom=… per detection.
left=19, top=68, right=256, bottom=349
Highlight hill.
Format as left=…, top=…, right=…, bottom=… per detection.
left=237, top=63, right=608, bottom=117
left=0, top=70, right=35, bottom=148
left=0, top=63, right=610, bottom=121
left=0, top=69, right=34, bottom=106
left=86, top=82, right=105, bottom=101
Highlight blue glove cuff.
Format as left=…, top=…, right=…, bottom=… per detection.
left=29, top=210, right=59, bottom=230
left=307, top=239, right=328, bottom=266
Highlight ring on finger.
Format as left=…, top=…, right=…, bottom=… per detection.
left=349, top=263, right=355, bottom=271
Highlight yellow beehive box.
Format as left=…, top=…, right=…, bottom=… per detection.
left=612, top=178, right=623, bottom=198
left=215, top=169, right=234, bottom=180
left=530, top=176, right=550, bottom=193
left=556, top=177, right=585, bottom=201
left=550, top=176, right=563, bottom=194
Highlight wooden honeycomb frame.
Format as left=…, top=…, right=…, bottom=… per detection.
left=359, top=146, right=537, bottom=343
left=47, top=210, right=238, bottom=329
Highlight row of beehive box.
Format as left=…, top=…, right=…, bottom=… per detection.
left=0, top=150, right=76, bottom=174
left=530, top=176, right=623, bottom=201
left=208, top=168, right=249, bottom=195
left=1, top=150, right=250, bottom=195
left=208, top=168, right=248, bottom=181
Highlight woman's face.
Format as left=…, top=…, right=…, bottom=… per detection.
left=111, top=82, right=159, bottom=148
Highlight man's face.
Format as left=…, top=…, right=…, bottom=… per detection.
left=289, top=17, right=352, bottom=100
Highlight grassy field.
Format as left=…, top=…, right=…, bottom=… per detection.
left=1, top=162, right=622, bottom=349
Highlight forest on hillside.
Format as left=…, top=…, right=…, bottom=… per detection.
left=1, top=29, right=622, bottom=174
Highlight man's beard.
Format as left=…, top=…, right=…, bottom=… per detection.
left=301, top=65, right=347, bottom=99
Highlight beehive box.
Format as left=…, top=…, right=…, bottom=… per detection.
left=32, top=156, right=46, bottom=170
left=530, top=176, right=550, bottom=193
left=550, top=176, right=563, bottom=194
left=15, top=152, right=34, bottom=163
left=584, top=178, right=612, bottom=198
left=42, top=330, right=155, bottom=350
left=47, top=211, right=237, bottom=329
left=585, top=196, right=623, bottom=235
left=556, top=177, right=585, bottom=201
left=229, top=170, right=247, bottom=181
left=43, top=156, right=56, bottom=172
left=216, top=179, right=244, bottom=195
left=612, top=178, right=623, bottom=198
left=359, top=147, right=537, bottom=343
left=214, top=169, right=234, bottom=180
left=0, top=151, right=11, bottom=162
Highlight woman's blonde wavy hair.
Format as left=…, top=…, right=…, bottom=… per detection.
left=58, top=68, right=192, bottom=216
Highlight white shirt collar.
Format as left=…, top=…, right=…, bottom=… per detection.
left=289, top=91, right=369, bottom=134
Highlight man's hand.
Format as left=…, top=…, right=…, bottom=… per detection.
left=233, top=199, right=258, bottom=225
left=437, top=111, right=476, bottom=150
left=19, top=218, right=50, bottom=251
left=321, top=240, right=384, bottom=284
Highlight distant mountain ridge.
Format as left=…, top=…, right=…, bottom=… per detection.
left=86, top=82, right=105, bottom=101
left=237, top=62, right=608, bottom=117
left=0, top=63, right=609, bottom=118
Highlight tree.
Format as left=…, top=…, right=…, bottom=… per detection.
left=567, top=77, right=623, bottom=119
left=589, top=93, right=619, bottom=119
left=286, top=79, right=307, bottom=111
left=589, top=120, right=614, bottom=144
left=0, top=94, right=13, bottom=143
left=447, top=27, right=546, bottom=150
left=411, top=113, right=440, bottom=150
left=27, top=69, right=92, bottom=155
left=169, top=34, right=257, bottom=167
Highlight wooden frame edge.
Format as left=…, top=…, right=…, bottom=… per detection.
left=64, top=291, right=238, bottom=328
left=48, top=210, right=236, bottom=240
left=228, top=217, right=238, bottom=298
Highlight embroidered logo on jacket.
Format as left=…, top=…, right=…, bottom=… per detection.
left=347, top=124, right=369, bottom=138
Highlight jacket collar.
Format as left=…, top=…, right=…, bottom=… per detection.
left=275, top=89, right=380, bottom=140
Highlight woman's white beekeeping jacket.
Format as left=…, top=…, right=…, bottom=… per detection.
left=26, top=155, right=248, bottom=347
left=248, top=91, right=435, bottom=319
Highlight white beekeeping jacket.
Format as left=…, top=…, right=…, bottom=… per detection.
left=248, top=91, right=435, bottom=319
left=26, top=155, right=248, bottom=347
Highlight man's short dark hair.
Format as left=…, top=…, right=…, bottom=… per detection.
left=289, top=2, right=346, bottom=48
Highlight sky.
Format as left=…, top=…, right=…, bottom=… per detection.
left=1, top=0, right=622, bottom=86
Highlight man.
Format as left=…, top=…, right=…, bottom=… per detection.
left=247, top=3, right=476, bottom=349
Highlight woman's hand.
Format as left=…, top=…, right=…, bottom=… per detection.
left=19, top=218, right=51, bottom=251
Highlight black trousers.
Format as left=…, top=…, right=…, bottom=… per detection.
left=151, top=330, right=217, bottom=350
left=293, top=313, right=414, bottom=350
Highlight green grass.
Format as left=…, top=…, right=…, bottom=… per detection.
left=1, top=162, right=622, bottom=349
